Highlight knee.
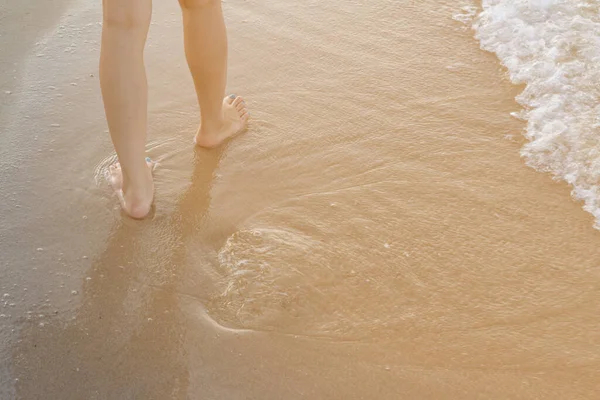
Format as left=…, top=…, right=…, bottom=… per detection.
left=103, top=1, right=151, bottom=30
left=178, top=0, right=221, bottom=10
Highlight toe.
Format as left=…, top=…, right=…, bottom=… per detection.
left=236, top=102, right=247, bottom=113
left=145, top=157, right=156, bottom=170
left=232, top=96, right=244, bottom=107
left=225, top=94, right=236, bottom=105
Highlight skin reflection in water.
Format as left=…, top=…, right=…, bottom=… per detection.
left=13, top=148, right=224, bottom=399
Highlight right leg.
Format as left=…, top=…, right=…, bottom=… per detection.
left=178, top=0, right=249, bottom=148
left=100, top=0, right=155, bottom=218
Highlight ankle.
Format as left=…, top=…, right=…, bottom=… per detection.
left=122, top=167, right=153, bottom=193
left=200, top=116, right=225, bottom=135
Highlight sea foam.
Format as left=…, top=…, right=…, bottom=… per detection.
left=472, top=0, right=600, bottom=227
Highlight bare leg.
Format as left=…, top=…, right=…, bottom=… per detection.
left=179, top=0, right=249, bottom=148
left=100, top=0, right=155, bottom=218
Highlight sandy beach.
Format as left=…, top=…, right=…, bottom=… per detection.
left=1, top=0, right=600, bottom=398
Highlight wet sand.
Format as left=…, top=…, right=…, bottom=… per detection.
left=2, top=0, right=600, bottom=399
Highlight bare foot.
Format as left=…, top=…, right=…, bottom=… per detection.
left=194, top=95, right=249, bottom=148
left=108, top=158, right=156, bottom=219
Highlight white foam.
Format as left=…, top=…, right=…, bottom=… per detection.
left=472, top=0, right=600, bottom=227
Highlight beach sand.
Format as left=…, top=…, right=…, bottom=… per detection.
left=1, top=0, right=600, bottom=399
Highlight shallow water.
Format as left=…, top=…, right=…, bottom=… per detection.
left=1, top=0, right=600, bottom=399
